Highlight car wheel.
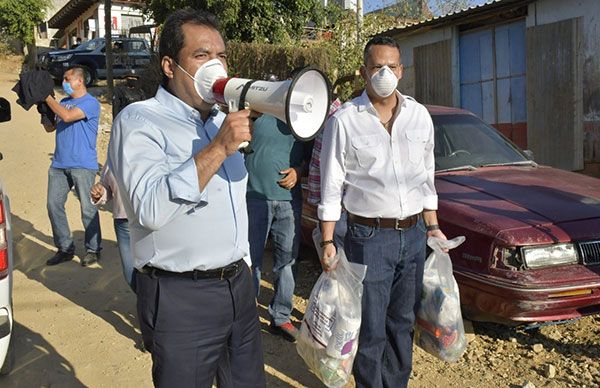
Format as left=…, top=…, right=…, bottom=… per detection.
left=80, top=65, right=96, bottom=87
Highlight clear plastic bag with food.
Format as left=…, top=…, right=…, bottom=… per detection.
left=414, top=236, right=468, bottom=362
left=296, top=228, right=367, bottom=387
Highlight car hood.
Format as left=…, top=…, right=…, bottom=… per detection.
left=48, top=49, right=88, bottom=56
left=436, top=166, right=600, bottom=241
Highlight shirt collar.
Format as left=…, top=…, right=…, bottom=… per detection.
left=357, top=89, right=407, bottom=116
left=155, top=86, right=220, bottom=122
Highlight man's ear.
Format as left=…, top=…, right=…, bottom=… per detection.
left=398, top=64, right=404, bottom=81
left=75, top=75, right=84, bottom=88
left=359, top=65, right=367, bottom=82
left=161, top=57, right=175, bottom=80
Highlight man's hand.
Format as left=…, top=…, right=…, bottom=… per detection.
left=278, top=167, right=300, bottom=190
left=427, top=228, right=448, bottom=252
left=213, top=109, right=256, bottom=156
left=321, top=243, right=338, bottom=272
left=90, top=183, right=106, bottom=202
left=45, top=95, right=85, bottom=123
left=427, top=228, right=447, bottom=240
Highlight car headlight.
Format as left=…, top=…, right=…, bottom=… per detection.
left=521, top=243, right=579, bottom=269
left=52, top=54, right=73, bottom=62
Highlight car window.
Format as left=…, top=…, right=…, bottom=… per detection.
left=101, top=40, right=125, bottom=53
left=77, top=39, right=102, bottom=51
left=127, top=40, right=147, bottom=52
left=432, top=114, right=528, bottom=171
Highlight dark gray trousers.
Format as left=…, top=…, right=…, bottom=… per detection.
left=136, top=264, right=266, bottom=388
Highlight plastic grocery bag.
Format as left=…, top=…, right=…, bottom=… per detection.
left=296, top=228, right=367, bottom=387
left=414, top=236, right=467, bottom=362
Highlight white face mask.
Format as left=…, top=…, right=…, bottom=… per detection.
left=370, top=66, right=398, bottom=98
left=176, top=58, right=228, bottom=104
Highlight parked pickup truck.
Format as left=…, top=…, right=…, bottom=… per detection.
left=39, top=37, right=153, bottom=86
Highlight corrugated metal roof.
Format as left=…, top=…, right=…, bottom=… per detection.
left=380, top=0, right=530, bottom=36
left=424, top=0, right=506, bottom=24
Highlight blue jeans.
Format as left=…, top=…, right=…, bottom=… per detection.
left=114, top=218, right=135, bottom=291
left=346, top=216, right=427, bottom=388
left=47, top=167, right=101, bottom=254
left=247, top=197, right=301, bottom=326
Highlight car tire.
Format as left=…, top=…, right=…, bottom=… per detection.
left=79, top=65, right=96, bottom=87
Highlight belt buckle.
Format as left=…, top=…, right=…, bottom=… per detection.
left=395, top=218, right=402, bottom=230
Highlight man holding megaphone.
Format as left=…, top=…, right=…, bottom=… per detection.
left=108, top=8, right=266, bottom=387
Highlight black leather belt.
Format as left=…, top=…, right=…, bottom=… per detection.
left=347, top=212, right=420, bottom=230
left=139, top=259, right=245, bottom=280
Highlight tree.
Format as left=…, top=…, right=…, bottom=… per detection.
left=367, top=0, right=431, bottom=20
left=0, top=0, right=49, bottom=68
left=429, top=0, right=471, bottom=16
left=144, top=0, right=335, bottom=44
left=0, top=0, right=48, bottom=46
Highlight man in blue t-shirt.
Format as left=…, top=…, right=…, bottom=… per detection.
left=43, top=65, right=102, bottom=266
left=245, top=112, right=307, bottom=342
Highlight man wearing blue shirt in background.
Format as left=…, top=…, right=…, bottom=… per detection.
left=108, top=8, right=265, bottom=387
left=43, top=65, right=102, bottom=267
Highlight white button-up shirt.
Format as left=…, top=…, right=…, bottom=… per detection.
left=108, top=86, right=250, bottom=272
left=318, top=90, right=438, bottom=221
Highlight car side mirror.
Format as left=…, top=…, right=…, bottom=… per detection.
left=523, top=149, right=534, bottom=161
left=0, top=98, right=11, bottom=123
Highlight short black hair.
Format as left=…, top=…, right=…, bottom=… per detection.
left=65, top=65, right=85, bottom=80
left=363, top=36, right=402, bottom=64
left=159, top=8, right=222, bottom=86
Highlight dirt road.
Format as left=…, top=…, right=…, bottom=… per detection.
left=0, top=62, right=599, bottom=388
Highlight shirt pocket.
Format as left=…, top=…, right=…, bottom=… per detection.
left=351, top=135, right=383, bottom=169
left=351, top=135, right=383, bottom=168
left=405, top=129, right=427, bottom=164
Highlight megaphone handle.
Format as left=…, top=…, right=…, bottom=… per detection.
left=236, top=80, right=258, bottom=152
left=225, top=97, right=250, bottom=150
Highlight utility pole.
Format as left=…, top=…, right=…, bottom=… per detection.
left=104, top=0, right=114, bottom=102
left=357, top=0, right=363, bottom=44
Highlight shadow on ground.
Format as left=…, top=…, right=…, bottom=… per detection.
left=11, top=213, right=142, bottom=349
left=0, top=322, right=86, bottom=387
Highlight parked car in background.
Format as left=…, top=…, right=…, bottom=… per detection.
left=301, top=105, right=600, bottom=325
left=0, top=97, right=14, bottom=375
left=39, top=37, right=153, bottom=86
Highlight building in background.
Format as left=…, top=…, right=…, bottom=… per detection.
left=43, top=0, right=151, bottom=49
left=380, top=0, right=600, bottom=175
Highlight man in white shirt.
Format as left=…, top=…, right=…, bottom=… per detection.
left=318, top=36, right=447, bottom=388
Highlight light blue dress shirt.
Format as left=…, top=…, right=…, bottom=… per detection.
left=108, top=86, right=250, bottom=271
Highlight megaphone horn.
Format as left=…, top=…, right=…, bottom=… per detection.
left=212, top=67, right=332, bottom=148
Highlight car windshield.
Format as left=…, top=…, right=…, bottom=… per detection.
left=432, top=114, right=528, bottom=172
left=76, top=39, right=102, bottom=51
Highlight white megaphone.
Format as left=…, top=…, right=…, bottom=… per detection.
left=211, top=67, right=331, bottom=149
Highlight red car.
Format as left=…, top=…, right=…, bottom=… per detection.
left=301, top=106, right=600, bottom=325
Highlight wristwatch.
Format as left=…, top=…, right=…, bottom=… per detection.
left=426, top=224, right=440, bottom=231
